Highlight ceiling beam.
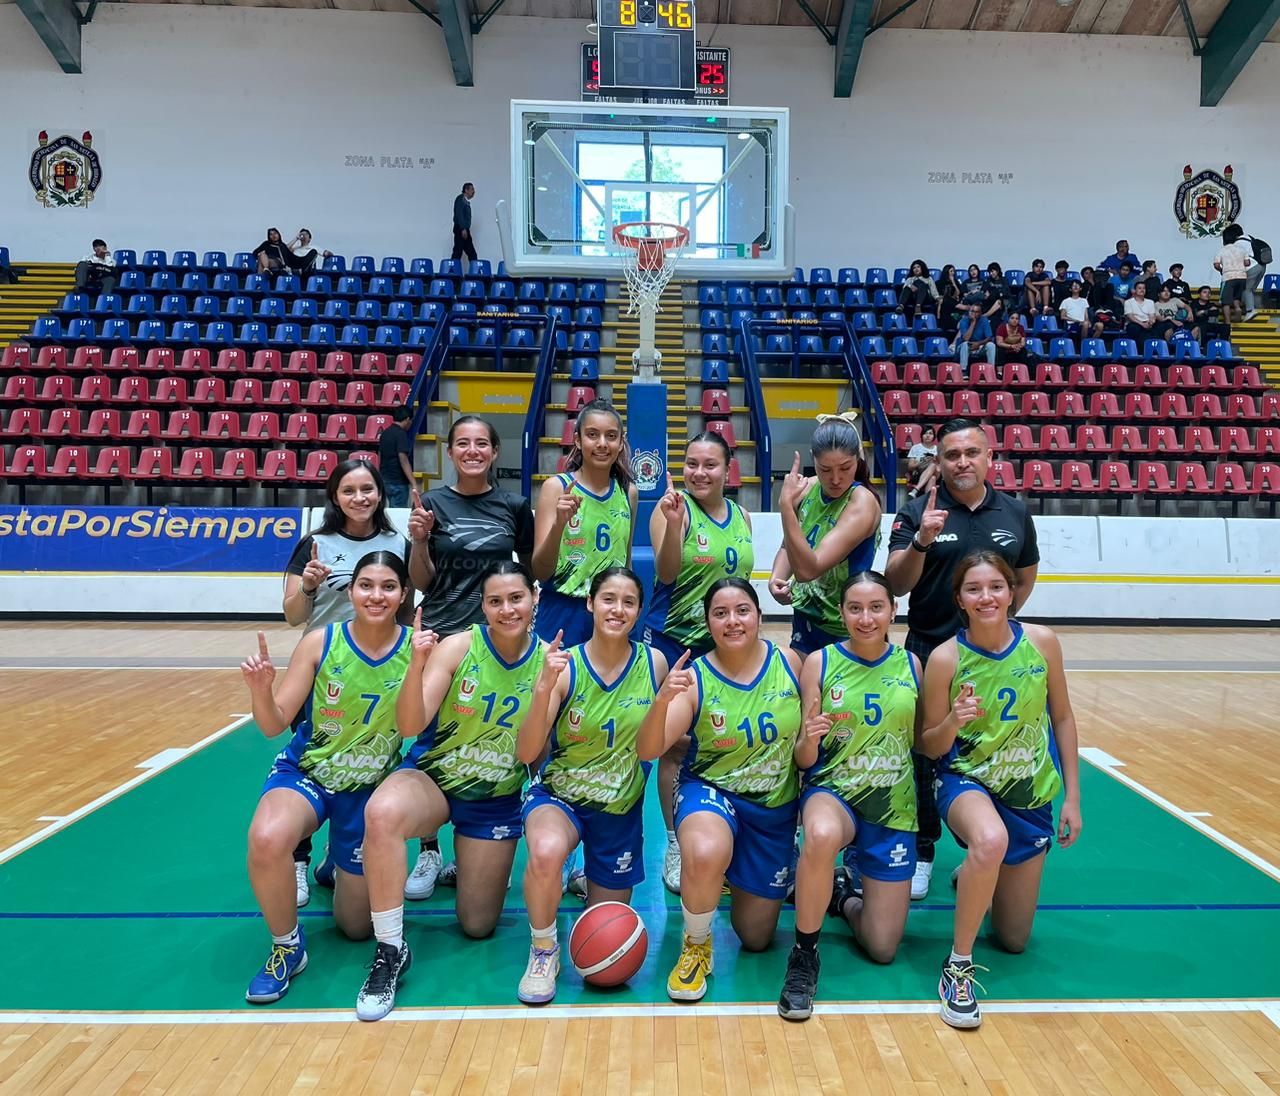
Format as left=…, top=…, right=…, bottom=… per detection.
left=438, top=0, right=475, bottom=86
left=833, top=0, right=875, bottom=96
left=1200, top=0, right=1280, bottom=104
left=15, top=0, right=82, bottom=73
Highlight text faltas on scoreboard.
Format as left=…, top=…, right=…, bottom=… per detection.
left=581, top=43, right=731, bottom=106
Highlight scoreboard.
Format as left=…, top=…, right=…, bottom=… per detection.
left=596, top=0, right=697, bottom=93
left=581, top=43, right=731, bottom=104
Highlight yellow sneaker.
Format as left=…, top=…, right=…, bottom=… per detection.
left=667, top=934, right=713, bottom=1001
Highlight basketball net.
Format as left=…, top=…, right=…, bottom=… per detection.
left=612, top=222, right=689, bottom=383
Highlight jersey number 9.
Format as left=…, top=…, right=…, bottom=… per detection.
left=724, top=546, right=738, bottom=575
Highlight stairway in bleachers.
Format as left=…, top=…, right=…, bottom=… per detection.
left=607, top=280, right=690, bottom=450
left=0, top=263, right=76, bottom=348
left=1230, top=310, right=1280, bottom=389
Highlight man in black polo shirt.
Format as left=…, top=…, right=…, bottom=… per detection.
left=884, top=417, right=1040, bottom=898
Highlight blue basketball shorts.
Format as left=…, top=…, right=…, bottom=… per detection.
left=935, top=768, right=1054, bottom=865
left=261, top=757, right=373, bottom=875
left=674, top=777, right=799, bottom=900
left=523, top=781, right=646, bottom=888
left=534, top=588, right=594, bottom=647
left=394, top=754, right=524, bottom=841
left=789, top=612, right=846, bottom=656
left=800, top=786, right=916, bottom=883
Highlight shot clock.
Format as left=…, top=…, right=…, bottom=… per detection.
left=582, top=43, right=730, bottom=104
left=597, top=0, right=697, bottom=93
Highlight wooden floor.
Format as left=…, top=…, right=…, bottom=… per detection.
left=1, top=622, right=1278, bottom=1095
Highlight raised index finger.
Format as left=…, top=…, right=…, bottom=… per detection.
left=791, top=451, right=801, bottom=476
left=551, top=628, right=564, bottom=651
left=411, top=487, right=422, bottom=510
left=257, top=631, right=269, bottom=659
left=674, top=649, right=692, bottom=671
left=310, top=541, right=318, bottom=561
left=413, top=607, right=422, bottom=632
left=926, top=485, right=938, bottom=511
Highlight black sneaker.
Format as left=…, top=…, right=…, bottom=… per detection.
left=777, top=945, right=820, bottom=1021
left=827, top=866, right=861, bottom=920
left=937, top=956, right=987, bottom=1029
left=356, top=941, right=413, bottom=1022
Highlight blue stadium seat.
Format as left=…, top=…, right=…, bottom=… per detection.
left=1025, top=337, right=1046, bottom=359
left=419, top=302, right=446, bottom=324
left=149, top=272, right=177, bottom=293
left=407, top=326, right=433, bottom=347
left=701, top=309, right=726, bottom=330
left=237, top=322, right=269, bottom=347
left=579, top=281, right=606, bottom=303
left=141, top=250, right=168, bottom=271
left=547, top=304, right=572, bottom=326
left=725, top=285, right=752, bottom=308
left=518, top=281, right=547, bottom=302
left=201, top=251, right=228, bottom=270
left=244, top=274, right=270, bottom=294
left=448, top=326, right=470, bottom=347
left=126, top=294, right=156, bottom=318
left=169, top=321, right=199, bottom=345
left=1112, top=338, right=1140, bottom=361
left=373, top=326, right=402, bottom=348
left=322, top=254, right=347, bottom=273
left=58, top=292, right=90, bottom=316
left=488, top=279, right=515, bottom=303
left=701, top=359, right=730, bottom=386
left=354, top=300, right=383, bottom=323
left=67, top=318, right=95, bottom=341
left=859, top=335, right=887, bottom=357
left=193, top=296, right=221, bottom=318
left=269, top=323, right=302, bottom=348
left=923, top=335, right=951, bottom=359
left=173, top=251, right=198, bottom=270
left=1080, top=338, right=1108, bottom=360
left=809, top=267, right=833, bottom=287
left=1144, top=339, right=1172, bottom=360
left=159, top=295, right=188, bottom=319
left=1173, top=339, right=1204, bottom=361
left=843, top=288, right=869, bottom=307
left=873, top=288, right=897, bottom=310
left=386, top=301, right=413, bottom=324
left=762, top=334, right=792, bottom=355
left=786, top=287, right=812, bottom=308
left=255, top=297, right=286, bottom=321
left=572, top=331, right=600, bottom=353
left=213, top=273, right=241, bottom=294
left=756, top=287, right=782, bottom=307
left=892, top=268, right=909, bottom=287
left=351, top=256, right=375, bottom=275
left=820, top=310, right=845, bottom=324
left=289, top=298, right=317, bottom=321
left=113, top=249, right=137, bottom=268
left=797, top=334, right=825, bottom=356
left=381, top=257, right=405, bottom=275
left=225, top=296, right=253, bottom=319
left=892, top=336, right=920, bottom=357
left=881, top=313, right=907, bottom=334
left=118, top=271, right=145, bottom=293
left=181, top=272, right=209, bottom=294
left=792, top=310, right=818, bottom=322
left=205, top=321, right=235, bottom=345
left=306, top=324, right=336, bottom=349
left=398, top=277, right=424, bottom=298
left=851, top=311, right=878, bottom=332
left=574, top=306, right=602, bottom=328
left=438, top=260, right=463, bottom=280
left=334, top=276, right=361, bottom=297
left=409, top=258, right=433, bottom=276
left=727, top=309, right=753, bottom=329
left=93, top=294, right=123, bottom=317
left=273, top=275, right=301, bottom=295
left=1049, top=336, right=1078, bottom=360
left=339, top=324, right=370, bottom=349
left=815, top=287, right=840, bottom=308
left=469, top=260, right=492, bottom=278
left=1031, top=315, right=1059, bottom=334
left=459, top=279, right=486, bottom=301
left=1206, top=339, right=1235, bottom=361
left=913, top=315, right=939, bottom=333
left=367, top=276, right=394, bottom=299
left=702, top=333, right=730, bottom=356
left=136, top=320, right=165, bottom=342
left=101, top=319, right=130, bottom=342
left=1006, top=268, right=1025, bottom=287
left=570, top=357, right=599, bottom=383
left=549, top=281, right=576, bottom=303
left=504, top=328, right=537, bottom=349
left=232, top=252, right=255, bottom=270
left=453, top=302, right=478, bottom=316
left=865, top=268, right=889, bottom=286
left=427, top=278, right=455, bottom=301
left=837, top=268, right=862, bottom=286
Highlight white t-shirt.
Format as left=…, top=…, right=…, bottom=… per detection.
left=1124, top=297, right=1156, bottom=324
left=1215, top=242, right=1251, bottom=281
left=1059, top=297, right=1090, bottom=324
left=81, top=252, right=115, bottom=268
left=907, top=442, right=937, bottom=463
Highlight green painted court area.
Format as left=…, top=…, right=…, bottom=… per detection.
left=1, top=724, right=1277, bottom=1013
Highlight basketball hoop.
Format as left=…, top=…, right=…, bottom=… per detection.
left=612, top=221, right=690, bottom=316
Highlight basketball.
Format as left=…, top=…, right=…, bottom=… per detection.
left=568, top=902, right=648, bottom=987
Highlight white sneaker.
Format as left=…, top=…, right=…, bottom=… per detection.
left=438, top=860, right=458, bottom=886
left=517, top=943, right=560, bottom=1005
left=662, top=841, right=682, bottom=894
left=566, top=868, right=588, bottom=900
left=404, top=848, right=442, bottom=901
left=295, top=861, right=310, bottom=908
left=910, top=860, right=933, bottom=901
left=1244, top=310, right=1258, bottom=321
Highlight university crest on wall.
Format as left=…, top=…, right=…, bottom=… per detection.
left=1174, top=164, right=1240, bottom=239
left=29, top=131, right=103, bottom=208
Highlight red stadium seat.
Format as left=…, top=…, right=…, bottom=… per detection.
left=1134, top=363, right=1164, bottom=389
left=952, top=390, right=982, bottom=417
left=1174, top=462, right=1212, bottom=494
left=105, top=347, right=139, bottom=374
left=1192, top=393, right=1224, bottom=420
left=230, top=378, right=265, bottom=406
left=174, top=348, right=208, bottom=375
left=247, top=350, right=280, bottom=376
left=114, top=376, right=151, bottom=404
left=73, top=375, right=111, bottom=404
left=37, top=375, right=74, bottom=403
left=1148, top=425, right=1184, bottom=454
left=1, top=345, right=32, bottom=372
left=1001, top=424, right=1035, bottom=454
left=392, top=353, right=421, bottom=378
left=175, top=447, right=215, bottom=479
left=1123, top=393, right=1157, bottom=420
left=1033, top=361, right=1064, bottom=388
left=1076, top=424, right=1108, bottom=453
left=212, top=348, right=249, bottom=375
left=1023, top=391, right=1053, bottom=419
left=1000, top=362, right=1032, bottom=387
left=1069, top=362, right=1101, bottom=388
left=304, top=379, right=339, bottom=406
left=132, top=447, right=175, bottom=480
left=192, top=378, right=226, bottom=405
left=1183, top=426, right=1218, bottom=454
left=1040, top=425, right=1073, bottom=453
left=1210, top=462, right=1249, bottom=495
left=881, top=390, right=913, bottom=416
left=141, top=348, right=175, bottom=374
left=987, top=390, right=1019, bottom=419
left=1233, top=365, right=1262, bottom=389
left=123, top=410, right=163, bottom=440
left=1136, top=462, right=1176, bottom=494
left=902, top=361, right=932, bottom=386
left=359, top=415, right=393, bottom=443
left=162, top=410, right=203, bottom=439
left=1167, top=364, right=1198, bottom=389
left=84, top=409, right=122, bottom=439
left=377, top=382, right=411, bottom=408
left=45, top=408, right=83, bottom=438
left=47, top=444, right=92, bottom=478
left=1200, top=364, right=1229, bottom=388
left=705, top=419, right=737, bottom=448
left=71, top=346, right=103, bottom=372
left=1216, top=426, right=1254, bottom=455
left=1255, top=427, right=1280, bottom=456
left=894, top=424, right=921, bottom=449
left=319, top=352, right=354, bottom=378
left=701, top=389, right=731, bottom=417
left=559, top=418, right=575, bottom=447
left=726, top=457, right=742, bottom=489
left=266, top=379, right=301, bottom=408
left=918, top=391, right=949, bottom=418
left=299, top=449, right=339, bottom=483
left=1021, top=460, right=1060, bottom=492
left=1112, top=426, right=1147, bottom=454
left=1251, top=463, right=1280, bottom=495
left=91, top=446, right=132, bottom=478
left=1262, top=392, right=1280, bottom=420
left=203, top=411, right=241, bottom=441
left=3, top=376, right=37, bottom=402
left=36, top=346, right=67, bottom=372
left=283, top=413, right=319, bottom=441
left=1083, top=392, right=1116, bottom=419
left=244, top=412, right=281, bottom=442
left=2, top=445, right=48, bottom=478
left=1, top=408, right=42, bottom=439
left=1060, top=391, right=1092, bottom=419
left=989, top=460, right=1020, bottom=491
left=340, top=381, right=376, bottom=409
left=261, top=449, right=299, bottom=481
left=214, top=448, right=258, bottom=481
left=566, top=386, right=596, bottom=414
left=936, top=361, right=966, bottom=387
left=1098, top=461, right=1136, bottom=494
left=554, top=454, right=571, bottom=473
left=348, top=450, right=378, bottom=466
left=1226, top=394, right=1262, bottom=422
left=1059, top=461, right=1099, bottom=493
left=871, top=360, right=898, bottom=386
left=320, top=413, right=360, bottom=444
left=355, top=352, right=389, bottom=379
left=154, top=377, right=189, bottom=404
left=283, top=350, right=318, bottom=376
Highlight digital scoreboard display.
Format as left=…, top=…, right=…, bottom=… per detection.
left=596, top=0, right=697, bottom=93
left=582, top=43, right=730, bottom=104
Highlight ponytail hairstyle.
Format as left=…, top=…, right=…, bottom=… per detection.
left=351, top=549, right=411, bottom=589
left=702, top=576, right=760, bottom=621
left=588, top=564, right=645, bottom=608
left=481, top=558, right=536, bottom=596
left=447, top=413, right=500, bottom=486
left=811, top=410, right=872, bottom=489
left=567, top=399, right=634, bottom=489
left=840, top=569, right=896, bottom=642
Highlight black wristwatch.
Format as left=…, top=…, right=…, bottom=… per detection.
left=910, top=535, right=929, bottom=553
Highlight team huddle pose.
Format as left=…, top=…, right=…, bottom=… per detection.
left=240, top=404, right=1082, bottom=1028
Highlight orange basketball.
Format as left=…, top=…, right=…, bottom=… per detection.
left=568, top=901, right=648, bottom=987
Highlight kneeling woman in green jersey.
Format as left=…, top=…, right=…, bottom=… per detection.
left=356, top=562, right=547, bottom=1021
left=515, top=566, right=664, bottom=1005
left=919, top=551, right=1083, bottom=1032
left=241, top=551, right=413, bottom=1005
left=780, top=571, right=921, bottom=1022
left=640, top=578, right=804, bottom=1003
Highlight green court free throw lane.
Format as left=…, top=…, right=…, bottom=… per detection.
left=0, top=724, right=1276, bottom=1011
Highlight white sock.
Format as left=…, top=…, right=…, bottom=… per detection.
left=530, top=921, right=557, bottom=949
left=666, top=829, right=678, bottom=847
left=371, top=907, right=404, bottom=951
left=271, top=925, right=300, bottom=948
left=949, top=950, right=972, bottom=966
left=681, top=903, right=715, bottom=945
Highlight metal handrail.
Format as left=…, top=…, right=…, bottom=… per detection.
left=735, top=317, right=775, bottom=511
left=520, top=315, right=563, bottom=498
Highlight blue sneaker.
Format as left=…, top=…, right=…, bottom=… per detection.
left=245, top=928, right=308, bottom=1004
left=313, top=848, right=336, bottom=890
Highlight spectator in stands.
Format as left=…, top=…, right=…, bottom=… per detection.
left=1123, top=280, right=1158, bottom=339
left=378, top=404, right=416, bottom=509
left=980, top=262, right=1007, bottom=322
left=994, top=311, right=1028, bottom=365
left=1099, top=239, right=1141, bottom=272
left=959, top=264, right=986, bottom=314
left=1190, top=284, right=1229, bottom=343
left=1059, top=279, right=1103, bottom=340
left=896, top=259, right=940, bottom=320
left=1226, top=222, right=1269, bottom=321
left=1139, top=260, right=1163, bottom=301
left=1152, top=286, right=1192, bottom=341
left=1163, top=263, right=1191, bottom=302
left=253, top=228, right=291, bottom=275
left=287, top=229, right=331, bottom=275
left=1048, top=260, right=1074, bottom=311
left=906, top=426, right=938, bottom=499
left=951, top=304, right=995, bottom=375
left=1214, top=225, right=1252, bottom=326
left=936, top=264, right=963, bottom=327
left=74, top=239, right=116, bottom=295
left=1083, top=266, right=1119, bottom=329
left=1109, top=261, right=1138, bottom=306
left=452, top=182, right=477, bottom=262
left=1022, top=260, right=1052, bottom=316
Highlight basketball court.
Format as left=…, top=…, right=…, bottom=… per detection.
left=1, top=622, right=1277, bottom=1092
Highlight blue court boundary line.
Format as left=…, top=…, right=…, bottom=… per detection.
left=2, top=902, right=1278, bottom=921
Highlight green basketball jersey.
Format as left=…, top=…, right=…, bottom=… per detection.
left=539, top=642, right=656, bottom=813
left=549, top=474, right=633, bottom=599
left=682, top=643, right=801, bottom=808
left=805, top=643, right=918, bottom=832
left=790, top=481, right=880, bottom=634
left=648, top=494, right=754, bottom=648
left=407, top=624, right=545, bottom=800
left=947, top=624, right=1062, bottom=810
left=285, top=622, right=412, bottom=793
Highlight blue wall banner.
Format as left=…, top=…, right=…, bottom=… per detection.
left=0, top=507, right=303, bottom=573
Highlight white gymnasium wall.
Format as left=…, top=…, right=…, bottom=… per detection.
left=2, top=5, right=1278, bottom=281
